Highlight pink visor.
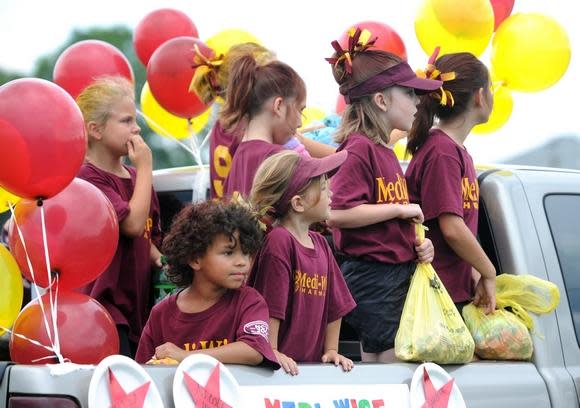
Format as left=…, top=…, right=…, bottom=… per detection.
left=274, top=150, right=348, bottom=215
left=344, top=62, right=443, bottom=103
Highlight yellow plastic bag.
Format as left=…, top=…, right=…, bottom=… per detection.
left=395, top=225, right=474, bottom=364
left=495, top=274, right=560, bottom=331
left=462, top=303, right=533, bottom=360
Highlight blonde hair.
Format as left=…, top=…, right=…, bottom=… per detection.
left=250, top=150, right=323, bottom=218
left=331, top=50, right=402, bottom=145
left=191, top=42, right=276, bottom=105
left=75, top=76, right=135, bottom=128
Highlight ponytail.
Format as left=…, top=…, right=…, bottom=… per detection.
left=407, top=96, right=437, bottom=155
left=219, top=55, right=258, bottom=131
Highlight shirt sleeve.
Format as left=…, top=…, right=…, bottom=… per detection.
left=150, top=188, right=162, bottom=247
left=80, top=172, right=130, bottom=222
left=251, top=252, right=292, bottom=321
left=235, top=289, right=281, bottom=369
left=419, top=153, right=465, bottom=221
left=330, top=150, right=374, bottom=210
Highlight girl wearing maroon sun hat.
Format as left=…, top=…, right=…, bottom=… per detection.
left=326, top=29, right=441, bottom=363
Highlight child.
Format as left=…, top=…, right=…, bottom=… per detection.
left=405, top=51, right=496, bottom=315
left=218, top=56, right=307, bottom=198
left=76, top=77, right=162, bottom=358
left=135, top=201, right=279, bottom=368
left=325, top=30, right=441, bottom=362
left=191, top=43, right=335, bottom=199
left=249, top=150, right=356, bottom=375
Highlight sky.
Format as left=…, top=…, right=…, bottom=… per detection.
left=0, top=0, right=577, bottom=164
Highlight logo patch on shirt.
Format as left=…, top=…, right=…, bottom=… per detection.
left=243, top=320, right=269, bottom=340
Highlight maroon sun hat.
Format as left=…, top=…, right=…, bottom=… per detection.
left=344, top=62, right=443, bottom=103
left=273, top=150, right=348, bottom=215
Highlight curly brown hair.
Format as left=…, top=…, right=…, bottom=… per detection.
left=161, top=200, right=263, bottom=287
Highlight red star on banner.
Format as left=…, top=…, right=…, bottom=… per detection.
left=183, top=363, right=233, bottom=408
left=421, top=367, right=454, bottom=408
left=108, top=368, right=151, bottom=408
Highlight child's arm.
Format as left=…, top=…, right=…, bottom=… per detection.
left=329, top=203, right=424, bottom=229
left=150, top=244, right=163, bottom=268
left=439, top=213, right=496, bottom=313
left=269, top=318, right=299, bottom=376
left=154, top=341, right=263, bottom=365
left=321, top=319, right=353, bottom=372
left=121, top=134, right=153, bottom=238
left=296, top=132, right=337, bottom=158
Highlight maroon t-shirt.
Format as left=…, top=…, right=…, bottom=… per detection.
left=249, top=226, right=356, bottom=362
left=330, top=133, right=416, bottom=263
left=222, top=140, right=284, bottom=198
left=135, top=286, right=279, bottom=368
left=405, top=129, right=479, bottom=302
left=77, top=162, right=161, bottom=343
left=209, top=121, right=242, bottom=199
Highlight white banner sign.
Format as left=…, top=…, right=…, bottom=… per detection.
left=240, top=384, right=410, bottom=408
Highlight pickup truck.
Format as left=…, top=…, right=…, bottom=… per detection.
left=1, top=163, right=579, bottom=408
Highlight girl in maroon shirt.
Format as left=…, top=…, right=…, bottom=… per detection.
left=405, top=51, right=496, bottom=315
left=249, top=150, right=356, bottom=375
left=325, top=29, right=441, bottom=363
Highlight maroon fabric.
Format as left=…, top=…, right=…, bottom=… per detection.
left=77, top=162, right=161, bottom=343
left=345, top=62, right=442, bottom=103
left=222, top=140, right=284, bottom=198
left=209, top=121, right=242, bottom=199
left=274, top=150, right=347, bottom=215
left=135, top=286, right=279, bottom=368
left=249, top=226, right=356, bottom=362
left=330, top=133, right=416, bottom=263
left=405, top=129, right=479, bottom=302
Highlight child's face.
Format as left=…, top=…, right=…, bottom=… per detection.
left=100, top=97, right=141, bottom=157
left=302, top=176, right=332, bottom=222
left=273, top=97, right=305, bottom=145
left=189, top=231, right=251, bottom=290
left=384, top=87, right=419, bottom=132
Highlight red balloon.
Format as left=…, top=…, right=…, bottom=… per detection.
left=339, top=21, right=407, bottom=61
left=0, top=78, right=86, bottom=200
left=147, top=36, right=212, bottom=119
left=490, top=0, right=515, bottom=31
left=10, top=291, right=119, bottom=364
left=134, top=8, right=199, bottom=66
left=9, top=178, right=119, bottom=290
left=336, top=94, right=347, bottom=114
left=53, top=40, right=134, bottom=99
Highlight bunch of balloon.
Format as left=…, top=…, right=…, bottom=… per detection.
left=8, top=178, right=120, bottom=364
left=415, top=0, right=494, bottom=57
left=53, top=40, right=134, bottom=99
left=205, top=28, right=261, bottom=57
left=472, top=82, right=514, bottom=134
left=133, top=8, right=199, bottom=67
left=338, top=21, right=408, bottom=60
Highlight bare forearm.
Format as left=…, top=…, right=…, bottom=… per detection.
left=329, top=204, right=402, bottom=228
left=324, top=319, right=341, bottom=353
left=299, top=136, right=336, bottom=158
left=120, top=167, right=152, bottom=237
left=192, top=341, right=263, bottom=365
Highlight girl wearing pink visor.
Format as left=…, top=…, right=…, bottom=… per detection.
left=249, top=150, right=356, bottom=375
left=326, top=29, right=441, bottom=363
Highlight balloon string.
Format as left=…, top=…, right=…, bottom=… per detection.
left=0, top=325, right=57, bottom=356
left=8, top=202, right=54, bottom=347
left=186, top=120, right=204, bottom=168
left=39, top=205, right=64, bottom=364
left=136, top=109, right=201, bottom=165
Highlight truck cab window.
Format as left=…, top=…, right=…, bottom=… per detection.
left=544, top=194, right=580, bottom=346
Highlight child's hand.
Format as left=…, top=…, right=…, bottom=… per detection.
left=474, top=276, right=496, bottom=315
left=400, top=204, right=424, bottom=224
left=127, top=134, right=152, bottom=170
left=415, top=237, right=434, bottom=264
left=154, top=342, right=187, bottom=362
left=274, top=350, right=298, bottom=376
left=321, top=349, right=353, bottom=372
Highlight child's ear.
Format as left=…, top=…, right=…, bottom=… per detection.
left=272, top=96, right=285, bottom=117
left=473, top=88, right=485, bottom=107
left=188, top=258, right=202, bottom=271
left=289, top=194, right=306, bottom=213
left=87, top=121, right=103, bottom=140
left=372, top=92, right=389, bottom=112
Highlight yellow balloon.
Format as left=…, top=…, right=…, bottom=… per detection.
left=393, top=140, right=410, bottom=160
left=140, top=82, right=211, bottom=139
left=0, top=245, right=24, bottom=335
left=0, top=187, right=21, bottom=214
left=300, top=106, right=326, bottom=129
left=491, top=13, right=571, bottom=92
left=472, top=85, right=514, bottom=134
left=415, top=0, right=493, bottom=57
left=205, top=29, right=261, bottom=57
left=432, top=0, right=494, bottom=38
